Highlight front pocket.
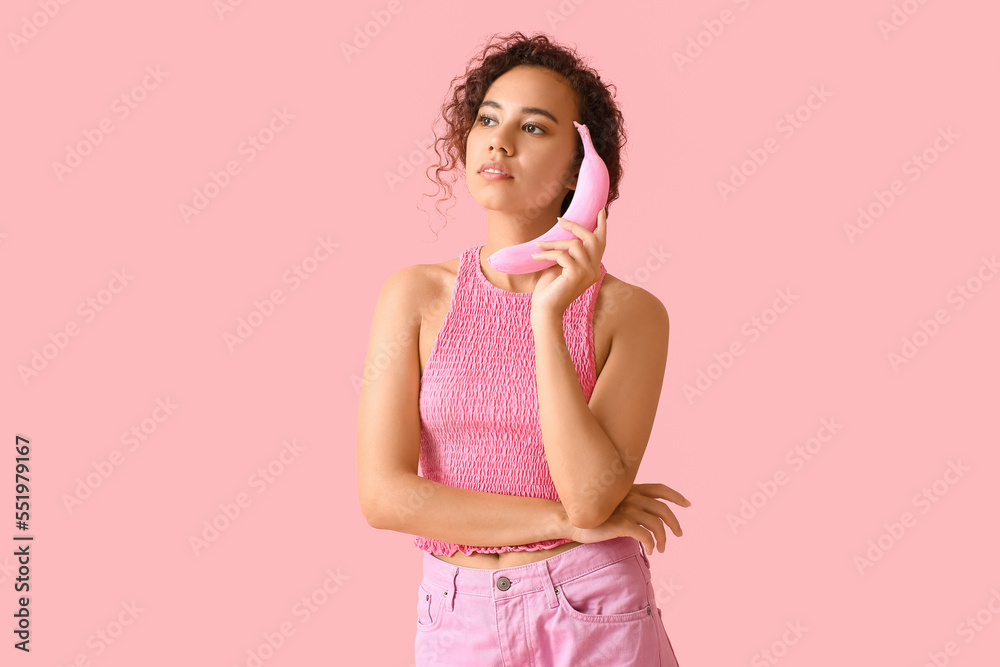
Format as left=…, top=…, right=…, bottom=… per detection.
left=416, top=583, right=445, bottom=631
left=556, top=555, right=652, bottom=623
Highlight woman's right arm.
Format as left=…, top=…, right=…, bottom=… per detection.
left=356, top=265, right=573, bottom=548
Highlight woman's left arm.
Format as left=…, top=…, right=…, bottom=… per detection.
left=531, top=287, right=669, bottom=530
left=530, top=210, right=670, bottom=530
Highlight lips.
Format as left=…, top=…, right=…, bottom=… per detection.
left=479, top=160, right=512, bottom=178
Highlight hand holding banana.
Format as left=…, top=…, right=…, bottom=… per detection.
left=528, top=207, right=607, bottom=321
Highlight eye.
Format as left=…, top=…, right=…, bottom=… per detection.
left=476, top=113, right=544, bottom=135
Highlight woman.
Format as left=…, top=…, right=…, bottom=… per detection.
left=357, top=31, right=690, bottom=666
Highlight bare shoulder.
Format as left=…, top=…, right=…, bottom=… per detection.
left=377, top=255, right=459, bottom=323
left=596, top=273, right=669, bottom=336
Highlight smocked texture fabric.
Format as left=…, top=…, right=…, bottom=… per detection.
left=415, top=245, right=607, bottom=556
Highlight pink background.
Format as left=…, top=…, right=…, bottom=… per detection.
left=3, top=1, right=998, bottom=665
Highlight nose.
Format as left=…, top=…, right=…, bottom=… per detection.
left=488, top=126, right=513, bottom=155
left=490, top=139, right=510, bottom=155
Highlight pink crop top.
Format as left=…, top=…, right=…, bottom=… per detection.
left=415, top=244, right=607, bottom=556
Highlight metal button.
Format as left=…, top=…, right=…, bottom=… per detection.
left=496, top=576, right=511, bottom=591
left=646, top=606, right=652, bottom=615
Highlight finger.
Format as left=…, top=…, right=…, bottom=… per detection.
left=635, top=494, right=683, bottom=537
left=595, top=207, right=607, bottom=244
left=530, top=248, right=586, bottom=277
left=557, top=217, right=596, bottom=245
left=631, top=508, right=668, bottom=552
left=638, top=483, right=691, bottom=507
left=529, top=249, right=571, bottom=268
left=535, top=239, right=599, bottom=278
left=534, top=238, right=582, bottom=250
left=631, top=526, right=654, bottom=556
left=662, top=507, right=682, bottom=537
left=555, top=217, right=602, bottom=267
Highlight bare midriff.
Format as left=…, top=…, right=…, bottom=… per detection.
left=417, top=258, right=619, bottom=572
left=431, top=540, right=583, bottom=569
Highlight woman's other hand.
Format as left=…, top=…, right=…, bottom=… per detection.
left=568, top=483, right=691, bottom=556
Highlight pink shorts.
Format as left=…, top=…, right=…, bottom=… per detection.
left=414, top=536, right=680, bottom=666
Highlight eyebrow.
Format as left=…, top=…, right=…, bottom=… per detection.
left=479, top=100, right=560, bottom=125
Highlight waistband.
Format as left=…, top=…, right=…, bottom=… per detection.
left=420, top=537, right=650, bottom=611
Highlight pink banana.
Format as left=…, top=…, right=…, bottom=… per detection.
left=486, top=120, right=610, bottom=275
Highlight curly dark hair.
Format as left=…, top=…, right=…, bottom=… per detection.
left=420, top=31, right=627, bottom=241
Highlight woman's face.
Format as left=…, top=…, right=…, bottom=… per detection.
left=465, top=65, right=581, bottom=224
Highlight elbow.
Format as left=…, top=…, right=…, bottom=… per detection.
left=359, top=489, right=395, bottom=531
left=563, top=497, right=613, bottom=531
left=563, top=484, right=630, bottom=529
left=359, top=474, right=413, bottom=531
left=360, top=496, right=384, bottom=529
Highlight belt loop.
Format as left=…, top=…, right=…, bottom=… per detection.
left=541, top=560, right=559, bottom=609
left=637, top=542, right=653, bottom=584
left=446, top=565, right=457, bottom=612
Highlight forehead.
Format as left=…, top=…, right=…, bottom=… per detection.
left=482, top=66, right=578, bottom=120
